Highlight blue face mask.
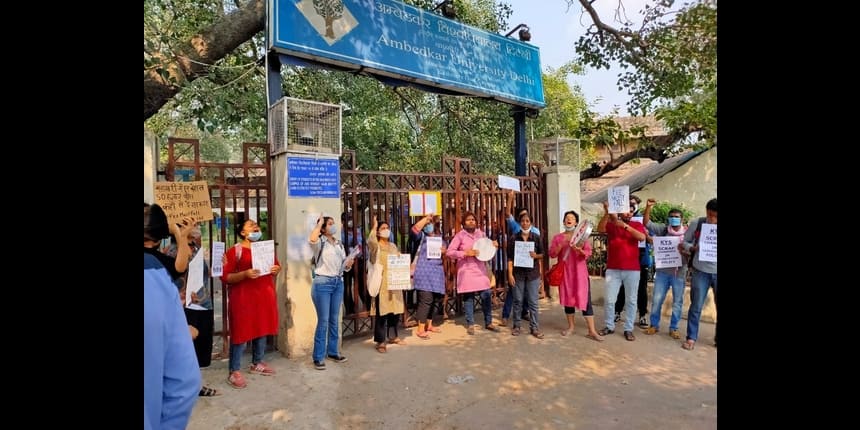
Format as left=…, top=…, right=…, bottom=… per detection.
left=327, top=225, right=338, bottom=236
left=423, top=224, right=434, bottom=234
left=668, top=217, right=681, bottom=227
left=247, top=231, right=263, bottom=242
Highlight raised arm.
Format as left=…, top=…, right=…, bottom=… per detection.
left=597, top=201, right=610, bottom=233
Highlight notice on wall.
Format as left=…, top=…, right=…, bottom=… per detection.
left=287, top=157, right=340, bottom=198
left=154, top=181, right=213, bottom=223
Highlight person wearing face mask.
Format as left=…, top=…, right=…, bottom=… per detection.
left=597, top=199, right=647, bottom=341
left=679, top=198, right=718, bottom=351
left=641, top=199, right=688, bottom=341
left=549, top=210, right=603, bottom=341
left=164, top=226, right=220, bottom=396
left=220, top=219, right=282, bottom=389
left=446, top=211, right=501, bottom=335
left=308, top=216, right=353, bottom=369
left=368, top=215, right=406, bottom=353
left=409, top=214, right=447, bottom=339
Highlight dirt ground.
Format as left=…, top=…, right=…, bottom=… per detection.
left=187, top=296, right=717, bottom=430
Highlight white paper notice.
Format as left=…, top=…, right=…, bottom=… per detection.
left=698, top=224, right=717, bottom=262
left=426, top=236, right=443, bottom=259
left=408, top=191, right=440, bottom=216
left=251, top=240, right=275, bottom=275
left=513, top=241, right=535, bottom=268
left=387, top=254, right=412, bottom=290
left=185, top=251, right=204, bottom=307
left=608, top=186, right=630, bottom=214
left=631, top=216, right=646, bottom=248
left=653, top=236, right=682, bottom=269
left=497, top=175, right=521, bottom=192
left=211, top=241, right=225, bottom=277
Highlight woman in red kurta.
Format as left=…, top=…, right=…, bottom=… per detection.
left=548, top=210, right=603, bottom=342
left=221, top=219, right=282, bottom=389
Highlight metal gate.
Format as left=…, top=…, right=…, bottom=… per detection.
left=164, top=137, right=271, bottom=358
left=338, top=150, right=547, bottom=338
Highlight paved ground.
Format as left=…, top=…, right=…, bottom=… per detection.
left=187, top=298, right=717, bottom=430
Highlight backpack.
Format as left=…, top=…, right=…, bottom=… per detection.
left=310, top=240, right=325, bottom=279
left=688, top=217, right=706, bottom=269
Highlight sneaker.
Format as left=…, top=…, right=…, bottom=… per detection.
left=313, top=360, right=326, bottom=370
left=669, top=329, right=681, bottom=339
left=467, top=326, right=475, bottom=335
left=638, top=317, right=650, bottom=328
left=227, top=371, right=247, bottom=389
left=249, top=362, right=276, bottom=376
left=327, top=354, right=348, bottom=363
left=614, top=312, right=621, bottom=323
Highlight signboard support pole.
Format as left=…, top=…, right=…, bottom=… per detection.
left=514, top=109, right=527, bottom=176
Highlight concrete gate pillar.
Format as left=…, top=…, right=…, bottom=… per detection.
left=543, top=164, right=581, bottom=301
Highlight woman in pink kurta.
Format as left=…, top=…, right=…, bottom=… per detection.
left=548, top=210, right=603, bottom=342
left=446, top=211, right=500, bottom=334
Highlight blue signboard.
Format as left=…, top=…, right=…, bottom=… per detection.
left=269, top=0, right=545, bottom=109
left=287, top=157, right=341, bottom=197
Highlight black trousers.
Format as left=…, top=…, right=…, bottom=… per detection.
left=415, top=290, right=444, bottom=325
left=184, top=308, right=214, bottom=368
left=564, top=279, right=595, bottom=316
left=373, top=296, right=401, bottom=343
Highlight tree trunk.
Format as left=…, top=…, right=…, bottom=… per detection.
left=325, top=16, right=335, bottom=39
left=144, top=0, right=266, bottom=121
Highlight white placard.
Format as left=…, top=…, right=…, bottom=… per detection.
left=210, top=241, right=225, bottom=276
left=386, top=254, right=412, bottom=290
left=654, top=236, right=682, bottom=269
left=185, top=251, right=204, bottom=307
left=251, top=240, right=275, bottom=275
left=608, top=186, right=630, bottom=214
left=426, top=236, right=443, bottom=259
left=513, top=241, right=535, bottom=268
left=408, top=191, right=441, bottom=216
left=698, top=224, right=717, bottom=262
left=497, top=175, right=521, bottom=192
left=631, top=216, right=646, bottom=248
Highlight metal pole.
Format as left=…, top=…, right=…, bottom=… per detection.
left=513, top=109, right=527, bottom=176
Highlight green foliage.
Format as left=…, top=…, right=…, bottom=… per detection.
left=647, top=201, right=695, bottom=225
left=570, top=0, right=717, bottom=148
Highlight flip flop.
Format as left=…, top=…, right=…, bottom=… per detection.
left=199, top=386, right=222, bottom=397
left=585, top=333, right=604, bottom=342
left=375, top=343, right=387, bottom=353
left=416, top=331, right=431, bottom=339
left=682, top=341, right=695, bottom=350
left=560, top=329, right=571, bottom=337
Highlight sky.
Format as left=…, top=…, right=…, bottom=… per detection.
left=501, top=0, right=651, bottom=117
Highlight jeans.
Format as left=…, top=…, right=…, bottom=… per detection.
left=311, top=275, right=345, bottom=362
left=229, top=336, right=267, bottom=372
left=463, top=290, right=493, bottom=327
left=512, top=276, right=540, bottom=331
left=685, top=270, right=718, bottom=342
left=604, top=269, right=640, bottom=332
left=501, top=285, right=528, bottom=320
left=649, top=271, right=686, bottom=331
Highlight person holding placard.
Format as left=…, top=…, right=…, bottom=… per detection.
left=506, top=213, right=545, bottom=338
left=221, top=219, right=282, bottom=389
left=410, top=214, right=447, bottom=339
left=308, top=216, right=354, bottom=369
left=597, top=200, right=647, bottom=341
left=549, top=210, right=603, bottom=342
left=368, top=216, right=406, bottom=353
left=446, top=212, right=500, bottom=335
left=614, top=194, right=651, bottom=328
left=642, top=199, right=688, bottom=340
left=501, top=190, right=541, bottom=327
left=679, top=198, right=718, bottom=351
left=165, top=226, right=220, bottom=396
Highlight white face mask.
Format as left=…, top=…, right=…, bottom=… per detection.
left=347, top=220, right=353, bottom=228
left=378, top=228, right=390, bottom=237
left=327, top=225, right=338, bottom=236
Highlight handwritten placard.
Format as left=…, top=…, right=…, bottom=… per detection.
left=251, top=240, right=275, bottom=275
left=426, top=236, right=443, bottom=259
left=631, top=216, right=646, bottom=248
left=513, top=241, right=535, bottom=268
left=210, top=242, right=225, bottom=277
left=154, top=181, right=214, bottom=223
left=607, top=186, right=630, bottom=214
left=497, top=175, right=521, bottom=192
left=654, top=236, right=682, bottom=269
left=386, top=254, right=412, bottom=290
left=408, top=191, right=441, bottom=216
left=698, top=224, right=717, bottom=262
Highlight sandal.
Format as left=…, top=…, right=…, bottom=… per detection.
left=682, top=340, right=695, bottom=350
left=416, top=331, right=431, bottom=339
left=511, top=327, right=521, bottom=336
left=585, top=333, right=605, bottom=342
left=623, top=331, right=636, bottom=341
left=388, top=337, right=407, bottom=345
left=560, top=329, right=572, bottom=337
left=199, top=386, right=222, bottom=397
left=375, top=343, right=387, bottom=353
left=598, top=327, right=615, bottom=336
left=531, top=330, right=545, bottom=339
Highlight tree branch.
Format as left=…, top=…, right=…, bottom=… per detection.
left=144, top=0, right=265, bottom=121
left=579, top=136, right=675, bottom=180
left=576, top=0, right=650, bottom=68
